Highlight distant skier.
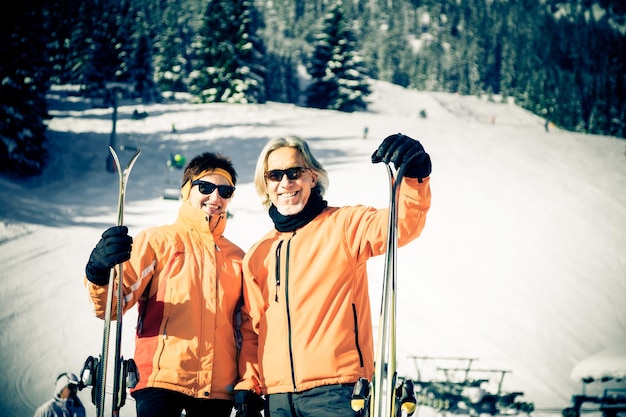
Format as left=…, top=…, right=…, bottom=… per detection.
left=167, top=152, right=186, bottom=169
left=33, top=373, right=86, bottom=417
left=162, top=153, right=187, bottom=199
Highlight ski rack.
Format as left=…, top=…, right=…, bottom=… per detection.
left=408, top=355, right=534, bottom=416
left=409, top=355, right=479, bottom=384
left=563, top=386, right=626, bottom=417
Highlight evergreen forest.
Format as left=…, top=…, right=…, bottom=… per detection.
left=1, top=0, right=625, bottom=176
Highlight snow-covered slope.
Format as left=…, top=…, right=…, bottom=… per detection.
left=1, top=81, right=625, bottom=416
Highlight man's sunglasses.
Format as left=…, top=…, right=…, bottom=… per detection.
left=264, top=167, right=309, bottom=182
left=191, top=180, right=235, bottom=198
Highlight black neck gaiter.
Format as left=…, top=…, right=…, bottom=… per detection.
left=268, top=191, right=328, bottom=232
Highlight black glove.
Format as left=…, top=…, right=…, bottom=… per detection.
left=234, top=390, right=264, bottom=417
left=85, top=226, right=132, bottom=286
left=372, top=133, right=431, bottom=181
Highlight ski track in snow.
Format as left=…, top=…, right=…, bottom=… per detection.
left=1, top=81, right=625, bottom=416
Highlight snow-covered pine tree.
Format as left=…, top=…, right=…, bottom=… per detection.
left=332, top=28, right=371, bottom=112
left=265, top=51, right=300, bottom=104
left=79, top=0, right=131, bottom=101
left=190, top=0, right=266, bottom=104
left=46, top=0, right=85, bottom=85
left=253, top=0, right=302, bottom=104
left=128, top=29, right=160, bottom=103
left=0, top=1, right=50, bottom=177
left=153, top=0, right=200, bottom=94
left=305, top=0, right=370, bottom=112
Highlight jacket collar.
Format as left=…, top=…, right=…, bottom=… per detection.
left=268, top=191, right=328, bottom=232
left=178, top=200, right=227, bottom=238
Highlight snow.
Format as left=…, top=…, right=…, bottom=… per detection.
left=1, top=81, right=625, bottom=416
left=571, top=343, right=626, bottom=382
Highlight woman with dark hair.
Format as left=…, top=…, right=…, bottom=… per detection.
left=84, top=152, right=244, bottom=417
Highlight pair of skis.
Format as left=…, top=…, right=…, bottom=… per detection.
left=82, top=146, right=141, bottom=417
left=353, top=162, right=418, bottom=417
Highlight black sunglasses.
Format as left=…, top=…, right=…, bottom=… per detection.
left=191, top=180, right=235, bottom=198
left=264, top=167, right=309, bottom=182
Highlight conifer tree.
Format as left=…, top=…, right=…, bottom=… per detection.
left=46, top=0, right=84, bottom=85
left=254, top=0, right=302, bottom=104
left=153, top=0, right=199, bottom=93
left=190, top=0, right=266, bottom=103
left=265, top=51, right=300, bottom=104
left=305, top=0, right=370, bottom=112
left=0, top=1, right=51, bottom=177
left=129, top=29, right=160, bottom=102
left=80, top=0, right=136, bottom=101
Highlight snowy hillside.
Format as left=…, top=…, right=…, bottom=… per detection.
left=1, top=80, right=625, bottom=417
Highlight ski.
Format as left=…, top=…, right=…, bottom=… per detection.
left=363, top=159, right=417, bottom=417
left=371, top=161, right=403, bottom=417
left=83, top=146, right=141, bottom=417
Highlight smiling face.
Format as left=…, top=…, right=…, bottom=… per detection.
left=188, top=173, right=232, bottom=216
left=266, top=147, right=318, bottom=216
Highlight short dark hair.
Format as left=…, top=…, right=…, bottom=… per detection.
left=182, top=152, right=238, bottom=187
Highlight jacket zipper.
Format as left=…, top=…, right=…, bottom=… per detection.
left=352, top=304, right=364, bottom=367
left=275, top=234, right=298, bottom=390
left=274, top=241, right=283, bottom=302
left=284, top=235, right=297, bottom=391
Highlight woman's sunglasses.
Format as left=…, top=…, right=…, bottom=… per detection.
left=191, top=180, right=235, bottom=198
left=264, top=167, right=309, bottom=182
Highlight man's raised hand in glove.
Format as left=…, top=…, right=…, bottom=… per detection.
left=371, top=133, right=432, bottom=182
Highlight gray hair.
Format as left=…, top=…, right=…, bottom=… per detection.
left=254, top=135, right=329, bottom=209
